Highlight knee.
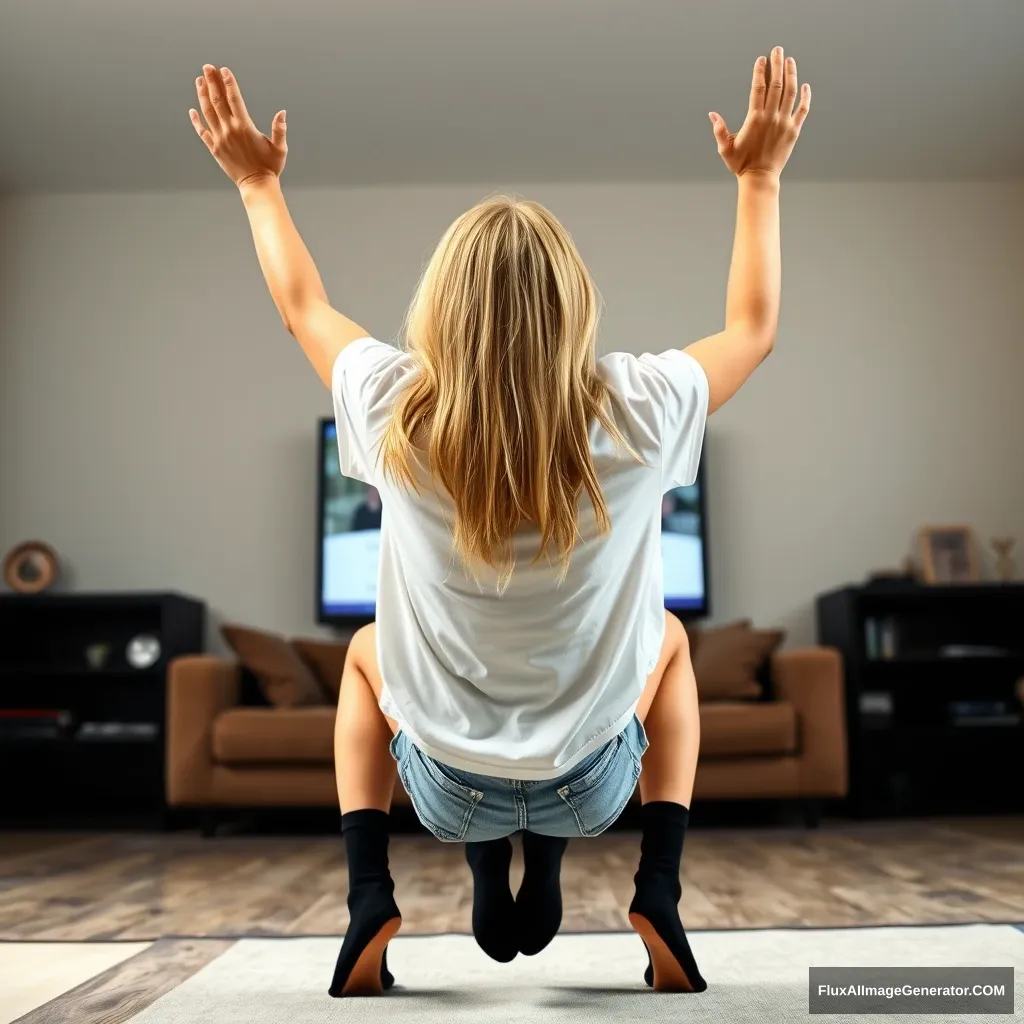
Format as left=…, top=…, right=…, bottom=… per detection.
left=345, top=624, right=376, bottom=669
left=663, top=612, right=690, bottom=659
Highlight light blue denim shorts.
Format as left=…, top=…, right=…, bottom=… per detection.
left=390, top=715, right=649, bottom=842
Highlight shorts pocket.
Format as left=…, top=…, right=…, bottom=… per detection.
left=556, top=735, right=641, bottom=837
left=399, top=745, right=483, bottom=843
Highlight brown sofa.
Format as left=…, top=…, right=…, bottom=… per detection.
left=166, top=642, right=847, bottom=824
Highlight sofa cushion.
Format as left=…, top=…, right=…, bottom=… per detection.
left=699, top=700, right=798, bottom=758
left=212, top=707, right=336, bottom=765
left=690, top=620, right=786, bottom=701
left=220, top=625, right=325, bottom=708
left=291, top=638, right=348, bottom=701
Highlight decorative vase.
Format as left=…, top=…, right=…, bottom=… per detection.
left=990, top=537, right=1016, bottom=582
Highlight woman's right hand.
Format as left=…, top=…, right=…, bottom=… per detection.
left=710, top=47, right=811, bottom=180
left=189, top=65, right=288, bottom=189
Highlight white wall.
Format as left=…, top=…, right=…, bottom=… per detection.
left=1, top=182, right=1022, bottom=648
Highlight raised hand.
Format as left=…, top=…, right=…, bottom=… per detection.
left=189, top=65, right=287, bottom=188
left=710, top=47, right=811, bottom=179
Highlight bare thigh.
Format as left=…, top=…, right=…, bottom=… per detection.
left=344, top=623, right=399, bottom=736
left=634, top=612, right=691, bottom=725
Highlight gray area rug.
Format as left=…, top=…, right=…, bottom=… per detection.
left=130, top=925, right=1023, bottom=1023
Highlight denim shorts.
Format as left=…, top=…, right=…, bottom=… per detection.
left=390, top=716, right=648, bottom=842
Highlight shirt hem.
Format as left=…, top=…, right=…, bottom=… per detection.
left=385, top=702, right=641, bottom=782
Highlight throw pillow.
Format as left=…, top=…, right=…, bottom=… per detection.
left=291, top=638, right=349, bottom=701
left=689, top=619, right=785, bottom=702
left=220, top=624, right=325, bottom=708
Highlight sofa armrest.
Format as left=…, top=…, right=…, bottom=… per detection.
left=166, top=655, right=241, bottom=806
left=771, top=647, right=848, bottom=798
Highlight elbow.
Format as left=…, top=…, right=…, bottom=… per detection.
left=730, top=315, right=776, bottom=358
left=279, top=291, right=327, bottom=338
left=740, top=320, right=776, bottom=359
left=749, top=316, right=776, bottom=358
left=279, top=302, right=298, bottom=336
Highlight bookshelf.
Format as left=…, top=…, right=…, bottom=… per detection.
left=0, top=592, right=205, bottom=825
left=816, top=582, right=1024, bottom=816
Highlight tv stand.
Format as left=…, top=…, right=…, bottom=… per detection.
left=0, top=592, right=205, bottom=825
left=816, top=582, right=1024, bottom=816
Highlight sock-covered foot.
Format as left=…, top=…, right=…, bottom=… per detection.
left=515, top=831, right=568, bottom=955
left=629, top=801, right=706, bottom=993
left=380, top=946, right=394, bottom=991
left=329, top=809, right=402, bottom=997
left=465, top=838, right=518, bottom=962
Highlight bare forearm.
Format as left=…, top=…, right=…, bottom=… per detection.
left=724, top=172, right=781, bottom=342
left=238, top=177, right=327, bottom=327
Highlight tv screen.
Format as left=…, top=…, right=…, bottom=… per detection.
left=317, top=418, right=710, bottom=624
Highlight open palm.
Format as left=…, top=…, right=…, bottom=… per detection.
left=710, top=48, right=811, bottom=178
left=189, top=65, right=287, bottom=187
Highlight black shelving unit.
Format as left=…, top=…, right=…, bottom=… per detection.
left=0, top=592, right=205, bottom=826
left=816, top=582, right=1024, bottom=816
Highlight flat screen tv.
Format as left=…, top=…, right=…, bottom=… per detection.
left=317, top=418, right=710, bottom=625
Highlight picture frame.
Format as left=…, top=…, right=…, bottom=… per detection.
left=918, top=525, right=981, bottom=584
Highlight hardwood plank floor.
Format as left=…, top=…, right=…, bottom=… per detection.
left=11, top=939, right=233, bottom=1024
left=0, top=818, right=1021, bottom=942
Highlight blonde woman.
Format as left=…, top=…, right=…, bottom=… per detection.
left=189, top=47, right=809, bottom=997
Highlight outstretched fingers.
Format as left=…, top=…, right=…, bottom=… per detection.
left=781, top=57, right=799, bottom=117
left=270, top=111, right=287, bottom=150
left=768, top=47, right=785, bottom=111
left=218, top=67, right=251, bottom=124
left=195, top=75, right=219, bottom=134
left=202, top=64, right=231, bottom=127
left=189, top=108, right=214, bottom=152
left=748, top=56, right=767, bottom=115
left=793, top=83, right=812, bottom=130
left=709, top=112, right=732, bottom=156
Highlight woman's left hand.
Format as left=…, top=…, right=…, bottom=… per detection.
left=189, top=65, right=287, bottom=188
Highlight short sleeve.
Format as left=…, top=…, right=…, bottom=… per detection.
left=331, top=337, right=416, bottom=484
left=600, top=349, right=709, bottom=490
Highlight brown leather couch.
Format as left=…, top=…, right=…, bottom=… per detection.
left=166, top=644, right=847, bottom=820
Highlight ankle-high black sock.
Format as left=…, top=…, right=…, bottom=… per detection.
left=465, top=838, right=518, bottom=962
left=329, top=809, right=401, bottom=997
left=515, top=832, right=568, bottom=955
left=629, top=802, right=706, bottom=992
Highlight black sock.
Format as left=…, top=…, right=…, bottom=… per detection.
left=465, top=838, right=518, bottom=962
left=329, top=809, right=401, bottom=997
left=629, top=801, right=706, bottom=992
left=515, top=831, right=568, bottom=955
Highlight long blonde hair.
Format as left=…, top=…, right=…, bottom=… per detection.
left=379, top=195, right=634, bottom=584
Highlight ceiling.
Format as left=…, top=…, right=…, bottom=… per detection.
left=1, top=0, right=1022, bottom=193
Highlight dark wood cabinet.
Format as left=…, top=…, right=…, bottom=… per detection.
left=816, top=583, right=1024, bottom=816
left=0, top=592, right=205, bottom=826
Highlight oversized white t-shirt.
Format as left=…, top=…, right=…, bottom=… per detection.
left=332, top=337, right=708, bottom=780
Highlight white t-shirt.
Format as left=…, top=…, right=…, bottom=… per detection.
left=332, top=337, right=708, bottom=780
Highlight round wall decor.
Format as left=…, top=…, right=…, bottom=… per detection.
left=3, top=541, right=60, bottom=594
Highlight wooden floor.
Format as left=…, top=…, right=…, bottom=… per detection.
left=1, top=816, right=1022, bottom=942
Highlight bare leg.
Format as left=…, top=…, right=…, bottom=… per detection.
left=634, top=613, right=700, bottom=807
left=329, top=625, right=402, bottom=998
left=334, top=624, right=399, bottom=813
left=335, top=627, right=519, bottom=967
left=629, top=612, right=706, bottom=994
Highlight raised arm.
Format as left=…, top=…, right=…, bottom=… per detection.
left=684, top=48, right=811, bottom=415
left=189, top=64, right=366, bottom=387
